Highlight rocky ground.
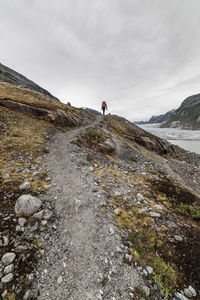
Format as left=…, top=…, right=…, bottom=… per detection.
left=1, top=114, right=200, bottom=300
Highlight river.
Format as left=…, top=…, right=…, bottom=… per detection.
left=140, top=125, right=200, bottom=155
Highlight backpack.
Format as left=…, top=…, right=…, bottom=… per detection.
left=102, top=101, right=106, bottom=108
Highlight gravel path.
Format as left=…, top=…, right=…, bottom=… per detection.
left=35, top=124, right=141, bottom=300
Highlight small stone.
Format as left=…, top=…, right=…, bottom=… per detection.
left=33, top=210, right=44, bottom=221
left=114, top=191, right=121, bottom=197
left=174, top=292, right=189, bottom=300
left=57, top=276, right=63, bottom=285
left=146, top=266, right=154, bottom=275
left=116, top=246, right=122, bottom=253
left=142, top=285, right=150, bottom=296
left=3, top=237, right=9, bottom=246
left=30, top=221, right=39, bottom=232
left=41, top=220, right=47, bottom=226
left=187, top=286, right=196, bottom=297
left=16, top=225, right=21, bottom=232
left=150, top=212, right=161, bottom=218
left=19, top=181, right=30, bottom=190
left=109, top=227, right=115, bottom=235
left=2, top=173, right=10, bottom=179
left=2, top=253, right=16, bottom=266
left=18, top=217, right=26, bottom=227
left=125, top=254, right=132, bottom=263
left=4, top=264, right=14, bottom=275
left=1, top=273, right=13, bottom=283
left=174, top=235, right=183, bottom=242
left=111, top=266, right=117, bottom=275
left=23, top=289, right=33, bottom=300
left=143, top=269, right=148, bottom=276
left=1, top=290, right=7, bottom=299
left=92, top=188, right=98, bottom=192
left=114, top=208, right=120, bottom=215
left=154, top=204, right=163, bottom=210
left=136, top=193, right=145, bottom=202
left=43, top=210, right=53, bottom=220
left=183, top=288, right=193, bottom=298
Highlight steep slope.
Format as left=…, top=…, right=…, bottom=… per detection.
left=161, top=94, right=200, bottom=129
left=0, top=62, right=58, bottom=100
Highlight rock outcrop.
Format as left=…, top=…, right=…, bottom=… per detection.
left=0, top=98, right=82, bottom=127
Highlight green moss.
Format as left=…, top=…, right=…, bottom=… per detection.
left=178, top=202, right=200, bottom=219
left=130, top=156, right=137, bottom=162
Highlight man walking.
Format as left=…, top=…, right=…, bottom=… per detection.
left=101, top=101, right=108, bottom=115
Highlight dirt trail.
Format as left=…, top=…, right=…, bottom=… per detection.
left=35, top=121, right=141, bottom=300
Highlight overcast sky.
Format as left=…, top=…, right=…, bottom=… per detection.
left=1, top=0, right=200, bottom=121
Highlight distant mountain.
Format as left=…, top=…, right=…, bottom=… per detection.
left=0, top=62, right=59, bottom=100
left=134, top=109, right=175, bottom=125
left=161, top=94, right=200, bottom=129
left=82, top=107, right=102, bottom=116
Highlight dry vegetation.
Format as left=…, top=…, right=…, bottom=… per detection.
left=0, top=82, right=80, bottom=115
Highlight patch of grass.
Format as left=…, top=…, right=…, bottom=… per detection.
left=149, top=256, right=176, bottom=297
left=130, top=156, right=137, bottom=162
left=86, top=128, right=104, bottom=139
left=39, top=171, right=48, bottom=179
left=179, top=202, right=200, bottom=219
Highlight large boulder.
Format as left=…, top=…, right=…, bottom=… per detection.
left=15, top=194, right=42, bottom=216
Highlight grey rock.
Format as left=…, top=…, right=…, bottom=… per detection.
left=146, top=266, right=154, bottom=275
left=23, top=289, right=33, bottom=300
left=18, top=217, right=26, bottom=227
left=154, top=204, right=163, bottom=210
left=43, top=209, right=53, bottom=220
left=57, top=276, right=63, bottom=285
left=2, top=173, right=10, bottom=179
left=1, top=290, right=7, bottom=299
left=15, top=194, right=42, bottom=216
left=183, top=288, right=193, bottom=298
left=114, top=208, right=120, bottom=215
left=1, top=273, right=13, bottom=283
left=150, top=212, right=161, bottom=218
left=2, top=253, right=16, bottom=266
left=16, top=225, right=21, bottom=232
left=33, top=210, right=44, bottom=221
left=109, top=227, right=115, bottom=235
left=19, top=181, right=31, bottom=190
left=125, top=254, right=132, bottom=263
left=188, top=286, right=196, bottom=297
left=114, top=191, right=121, bottom=197
left=41, top=220, right=48, bottom=226
left=142, top=285, right=150, bottom=296
left=30, top=221, right=39, bottom=232
left=174, top=235, right=183, bottom=242
left=143, top=269, right=148, bottom=276
left=174, top=292, right=189, bottom=300
left=3, top=236, right=9, bottom=246
left=4, top=264, right=14, bottom=275
left=136, top=193, right=145, bottom=202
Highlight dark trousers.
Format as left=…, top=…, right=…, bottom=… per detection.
left=102, top=107, right=105, bottom=115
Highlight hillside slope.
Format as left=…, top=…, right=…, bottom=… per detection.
left=0, top=72, right=199, bottom=299
left=0, top=62, right=58, bottom=100
left=161, top=94, right=200, bottom=129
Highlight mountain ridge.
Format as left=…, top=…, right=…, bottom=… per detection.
left=0, top=62, right=59, bottom=101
